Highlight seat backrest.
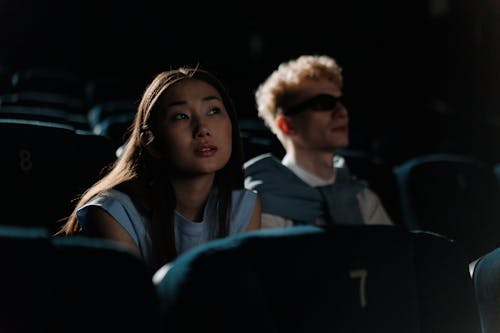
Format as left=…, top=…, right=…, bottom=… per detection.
left=0, top=105, right=89, bottom=130
left=92, top=112, right=135, bottom=149
left=50, top=236, right=161, bottom=332
left=395, top=153, right=500, bottom=262
left=238, top=117, right=285, bottom=161
left=0, top=92, right=86, bottom=115
left=337, top=148, right=403, bottom=224
left=493, top=163, right=500, bottom=184
left=412, top=230, right=480, bottom=333
left=0, top=226, right=52, bottom=333
left=473, top=247, right=500, bottom=333
left=87, top=99, right=137, bottom=128
left=0, top=119, right=116, bottom=233
left=0, top=225, right=161, bottom=333
left=10, top=68, right=84, bottom=98
left=154, top=225, right=480, bottom=333
left=0, top=66, right=13, bottom=94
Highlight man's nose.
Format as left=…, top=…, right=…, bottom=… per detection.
left=333, top=103, right=348, bottom=118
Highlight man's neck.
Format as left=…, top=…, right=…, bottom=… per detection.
left=282, top=147, right=335, bottom=180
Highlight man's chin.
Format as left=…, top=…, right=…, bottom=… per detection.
left=334, top=140, right=349, bottom=150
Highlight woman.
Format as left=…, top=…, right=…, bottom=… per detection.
left=57, top=65, right=261, bottom=272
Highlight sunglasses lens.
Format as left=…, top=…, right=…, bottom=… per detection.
left=307, top=95, right=339, bottom=111
left=284, top=94, right=341, bottom=115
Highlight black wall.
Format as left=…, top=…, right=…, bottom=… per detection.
left=0, top=0, right=498, bottom=163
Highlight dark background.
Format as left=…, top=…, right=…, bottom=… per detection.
left=0, top=0, right=498, bottom=165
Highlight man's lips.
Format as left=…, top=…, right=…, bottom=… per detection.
left=332, top=125, right=348, bottom=132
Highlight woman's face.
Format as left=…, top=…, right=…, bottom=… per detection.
left=154, top=78, right=233, bottom=177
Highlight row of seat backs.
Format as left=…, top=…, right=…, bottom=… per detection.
left=0, top=225, right=160, bottom=332
left=0, top=119, right=116, bottom=234
left=0, top=67, right=142, bottom=140
left=1, top=67, right=142, bottom=106
left=2, top=108, right=499, bottom=268
left=155, top=224, right=481, bottom=333
left=0, top=93, right=138, bottom=132
left=0, top=216, right=484, bottom=333
left=0, top=96, right=137, bottom=150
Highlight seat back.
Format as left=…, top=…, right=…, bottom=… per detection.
left=0, top=92, right=86, bottom=115
left=238, top=117, right=285, bottom=161
left=493, top=163, right=500, bottom=184
left=155, top=225, right=480, bottom=333
left=10, top=67, right=84, bottom=98
left=0, top=119, right=116, bottom=233
left=50, top=236, right=160, bottom=332
left=413, top=230, right=480, bottom=333
left=337, top=148, right=403, bottom=224
left=0, top=225, right=161, bottom=333
left=473, top=247, right=500, bottom=333
left=0, top=105, right=89, bottom=129
left=87, top=99, right=137, bottom=128
left=0, top=226, right=52, bottom=333
left=92, top=112, right=135, bottom=149
left=395, top=153, right=500, bottom=262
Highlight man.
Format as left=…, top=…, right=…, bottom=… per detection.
left=244, top=54, right=393, bottom=228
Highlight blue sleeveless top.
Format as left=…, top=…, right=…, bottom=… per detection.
left=76, top=188, right=257, bottom=268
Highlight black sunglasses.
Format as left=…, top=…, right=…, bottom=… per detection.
left=283, top=94, right=342, bottom=116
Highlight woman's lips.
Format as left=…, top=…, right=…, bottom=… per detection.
left=194, top=144, right=218, bottom=157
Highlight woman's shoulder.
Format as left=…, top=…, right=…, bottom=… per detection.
left=77, top=189, right=141, bottom=222
left=77, top=189, right=146, bottom=234
left=230, top=188, right=258, bottom=215
left=226, top=188, right=258, bottom=234
left=84, top=189, right=135, bottom=209
left=231, top=188, right=257, bottom=203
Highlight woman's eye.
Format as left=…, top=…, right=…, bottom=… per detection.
left=207, top=107, right=221, bottom=115
left=173, top=113, right=189, bottom=120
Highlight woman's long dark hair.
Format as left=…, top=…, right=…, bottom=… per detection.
left=56, top=65, right=244, bottom=271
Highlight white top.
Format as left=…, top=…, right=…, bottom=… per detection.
left=77, top=188, right=257, bottom=268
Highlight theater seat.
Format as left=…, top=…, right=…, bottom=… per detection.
left=154, top=225, right=480, bottom=333
left=0, top=105, right=89, bottom=130
left=238, top=117, right=285, bottom=161
left=0, top=225, right=161, bottom=333
left=394, top=153, right=500, bottom=263
left=10, top=67, right=84, bottom=98
left=0, top=226, right=52, bottom=332
left=92, top=112, right=135, bottom=149
left=0, top=119, right=116, bottom=233
left=472, top=247, right=500, bottom=333
left=0, top=92, right=86, bottom=115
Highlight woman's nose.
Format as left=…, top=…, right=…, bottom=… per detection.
left=193, top=120, right=211, bottom=138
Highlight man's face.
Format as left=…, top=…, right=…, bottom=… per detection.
left=283, top=78, right=349, bottom=153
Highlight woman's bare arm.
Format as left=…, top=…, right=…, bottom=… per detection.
left=81, top=205, right=142, bottom=257
left=245, top=195, right=262, bottom=231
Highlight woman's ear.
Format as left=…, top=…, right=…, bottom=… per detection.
left=140, top=130, right=162, bottom=158
left=276, top=115, right=295, bottom=135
